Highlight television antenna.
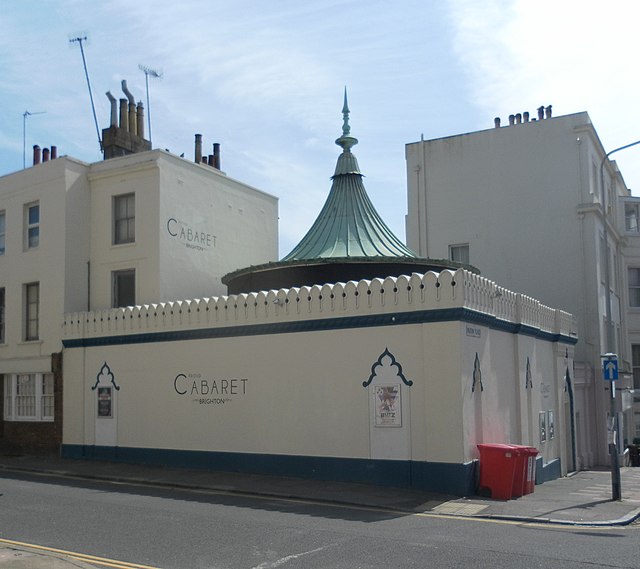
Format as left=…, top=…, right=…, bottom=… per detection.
left=139, top=64, right=163, bottom=146
left=70, top=35, right=102, bottom=151
left=23, top=110, right=46, bottom=169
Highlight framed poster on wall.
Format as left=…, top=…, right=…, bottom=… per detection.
left=98, top=387, right=113, bottom=418
left=375, top=385, right=401, bottom=427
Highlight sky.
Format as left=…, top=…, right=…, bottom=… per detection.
left=2, top=0, right=640, bottom=256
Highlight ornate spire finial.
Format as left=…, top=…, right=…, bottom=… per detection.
left=342, top=87, right=351, bottom=137
left=336, top=87, right=358, bottom=152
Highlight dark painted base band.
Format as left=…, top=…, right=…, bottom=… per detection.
left=536, top=456, right=561, bottom=484
left=61, top=444, right=478, bottom=497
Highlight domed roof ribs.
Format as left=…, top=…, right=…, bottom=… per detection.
left=283, top=89, right=416, bottom=262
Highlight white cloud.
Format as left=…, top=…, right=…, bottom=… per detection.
left=448, top=0, right=640, bottom=190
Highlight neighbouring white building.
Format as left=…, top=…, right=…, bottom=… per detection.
left=619, top=194, right=640, bottom=445
left=406, top=107, right=639, bottom=468
left=0, top=92, right=278, bottom=451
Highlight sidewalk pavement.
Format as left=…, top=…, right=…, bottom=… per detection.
left=1, top=454, right=639, bottom=567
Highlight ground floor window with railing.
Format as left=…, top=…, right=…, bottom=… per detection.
left=3, top=373, right=54, bottom=421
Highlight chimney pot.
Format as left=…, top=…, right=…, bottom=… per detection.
left=494, top=117, right=501, bottom=128
left=515, top=113, right=522, bottom=124
left=537, top=106, right=545, bottom=120
left=545, top=105, right=552, bottom=119
left=136, top=102, right=145, bottom=139
left=195, top=134, right=203, bottom=163
left=508, top=114, right=515, bottom=126
left=106, top=91, right=118, bottom=126
left=42, top=148, right=50, bottom=162
left=51, top=145, right=57, bottom=159
left=213, top=143, right=221, bottom=169
left=523, top=111, right=530, bottom=122
left=119, top=99, right=129, bottom=131
left=33, top=145, right=41, bottom=165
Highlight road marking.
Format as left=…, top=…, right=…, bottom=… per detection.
left=250, top=545, right=331, bottom=569
left=0, top=538, right=161, bottom=569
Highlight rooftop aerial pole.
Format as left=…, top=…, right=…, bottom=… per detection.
left=70, top=35, right=102, bottom=151
left=138, top=64, right=162, bottom=146
left=22, top=110, right=46, bottom=169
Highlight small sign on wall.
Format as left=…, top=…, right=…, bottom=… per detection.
left=375, top=385, right=402, bottom=427
left=539, top=411, right=547, bottom=443
left=97, top=387, right=113, bottom=418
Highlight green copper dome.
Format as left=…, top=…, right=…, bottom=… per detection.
left=282, top=90, right=417, bottom=261
left=222, top=92, right=468, bottom=294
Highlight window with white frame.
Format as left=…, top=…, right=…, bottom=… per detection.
left=112, top=269, right=135, bottom=308
left=0, top=210, right=5, bottom=254
left=113, top=193, right=135, bottom=245
left=629, top=268, right=640, bottom=308
left=24, top=282, right=39, bottom=340
left=449, top=244, right=469, bottom=265
left=3, top=373, right=54, bottom=421
left=625, top=203, right=640, bottom=232
left=0, top=287, right=5, bottom=344
left=24, top=202, right=39, bottom=249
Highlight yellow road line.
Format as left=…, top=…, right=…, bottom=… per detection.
left=0, top=537, right=161, bottom=569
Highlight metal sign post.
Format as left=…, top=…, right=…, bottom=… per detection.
left=602, top=353, right=621, bottom=501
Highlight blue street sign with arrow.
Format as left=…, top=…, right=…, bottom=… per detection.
left=602, top=355, right=618, bottom=381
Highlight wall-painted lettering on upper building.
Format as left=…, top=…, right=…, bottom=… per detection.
left=167, top=218, right=217, bottom=251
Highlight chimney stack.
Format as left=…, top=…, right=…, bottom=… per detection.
left=51, top=146, right=57, bottom=159
left=523, top=111, right=530, bottom=122
left=515, top=113, right=522, bottom=124
left=102, top=81, right=152, bottom=159
left=494, top=117, right=501, bottom=128
left=33, top=145, right=41, bottom=165
left=508, top=114, right=515, bottom=126
left=195, top=134, right=203, bottom=163
left=545, top=105, right=552, bottom=119
left=42, top=148, right=50, bottom=162
left=213, top=143, right=221, bottom=169
left=537, top=106, right=544, bottom=120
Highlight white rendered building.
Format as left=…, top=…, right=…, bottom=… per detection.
left=406, top=108, right=636, bottom=468
left=619, top=195, right=640, bottom=444
left=0, top=145, right=278, bottom=451
left=58, top=102, right=577, bottom=496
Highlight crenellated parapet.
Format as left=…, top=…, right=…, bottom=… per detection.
left=62, top=269, right=577, bottom=342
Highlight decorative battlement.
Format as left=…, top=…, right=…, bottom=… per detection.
left=62, top=269, right=576, bottom=343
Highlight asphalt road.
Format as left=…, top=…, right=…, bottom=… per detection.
left=0, top=471, right=638, bottom=569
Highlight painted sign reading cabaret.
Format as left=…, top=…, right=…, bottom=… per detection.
left=167, top=218, right=217, bottom=252
left=174, top=373, right=248, bottom=406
